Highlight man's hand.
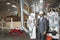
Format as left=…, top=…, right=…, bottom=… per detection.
left=43, top=31, right=46, bottom=35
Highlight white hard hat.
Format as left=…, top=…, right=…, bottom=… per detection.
left=39, top=11, right=43, bottom=14
left=30, top=13, right=35, bottom=16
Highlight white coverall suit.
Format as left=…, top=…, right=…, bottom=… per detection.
left=27, top=15, right=36, bottom=39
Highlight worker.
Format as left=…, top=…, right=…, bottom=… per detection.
left=27, top=13, right=36, bottom=40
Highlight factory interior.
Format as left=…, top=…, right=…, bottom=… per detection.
left=0, top=0, right=60, bottom=40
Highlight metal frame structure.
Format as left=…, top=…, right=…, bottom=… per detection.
left=19, top=0, right=30, bottom=33
left=19, top=0, right=45, bottom=32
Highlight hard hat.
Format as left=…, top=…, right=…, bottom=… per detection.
left=30, top=13, right=35, bottom=16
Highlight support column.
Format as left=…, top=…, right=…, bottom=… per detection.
left=19, top=0, right=28, bottom=32
left=20, top=0, right=24, bottom=30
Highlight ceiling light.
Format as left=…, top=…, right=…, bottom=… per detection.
left=47, top=4, right=50, bottom=5
left=8, top=9, right=10, bottom=10
left=40, top=0, right=43, bottom=2
left=12, top=5, right=17, bottom=8
left=6, top=2, right=11, bottom=5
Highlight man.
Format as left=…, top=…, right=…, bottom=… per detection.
left=27, top=13, right=36, bottom=40
left=38, top=11, right=48, bottom=40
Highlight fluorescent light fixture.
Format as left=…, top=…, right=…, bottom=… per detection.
left=40, top=0, right=43, bottom=2
left=47, top=4, right=50, bottom=5
left=12, top=5, right=16, bottom=8
left=6, top=2, right=11, bottom=5
left=8, top=9, right=10, bottom=10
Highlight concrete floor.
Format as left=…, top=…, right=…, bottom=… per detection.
left=0, top=29, right=30, bottom=40
left=0, top=28, right=59, bottom=40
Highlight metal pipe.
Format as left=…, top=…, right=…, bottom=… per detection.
left=10, top=18, right=13, bottom=29
left=20, top=0, right=24, bottom=30
left=20, top=0, right=29, bottom=33
left=24, top=2, right=29, bottom=7
left=23, top=9, right=29, bottom=15
left=38, top=0, right=44, bottom=12
left=24, top=2, right=30, bottom=13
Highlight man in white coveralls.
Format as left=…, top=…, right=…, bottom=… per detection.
left=47, top=9, right=59, bottom=40
left=27, top=13, right=36, bottom=40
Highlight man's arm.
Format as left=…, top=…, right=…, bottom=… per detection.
left=43, top=18, right=48, bottom=34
